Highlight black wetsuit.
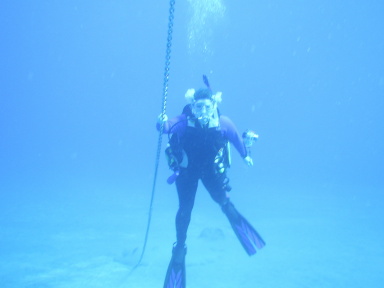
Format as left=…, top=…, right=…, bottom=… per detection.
left=175, top=123, right=231, bottom=245
left=158, top=113, right=248, bottom=247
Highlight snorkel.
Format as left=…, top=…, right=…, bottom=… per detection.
left=203, top=74, right=211, bottom=90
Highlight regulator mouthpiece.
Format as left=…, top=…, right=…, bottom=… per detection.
left=197, top=115, right=210, bottom=125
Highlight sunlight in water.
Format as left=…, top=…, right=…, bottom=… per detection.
left=187, top=0, right=226, bottom=56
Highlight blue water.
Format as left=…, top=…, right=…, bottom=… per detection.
left=1, top=1, right=383, bottom=287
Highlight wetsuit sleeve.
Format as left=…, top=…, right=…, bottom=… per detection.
left=156, top=114, right=187, bottom=134
left=220, top=116, right=248, bottom=158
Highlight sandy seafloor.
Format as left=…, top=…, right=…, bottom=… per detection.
left=1, top=181, right=383, bottom=288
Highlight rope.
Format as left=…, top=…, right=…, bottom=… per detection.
left=132, top=0, right=176, bottom=270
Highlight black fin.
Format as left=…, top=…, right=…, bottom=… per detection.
left=163, top=244, right=187, bottom=288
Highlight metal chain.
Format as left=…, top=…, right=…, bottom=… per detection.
left=133, top=0, right=176, bottom=270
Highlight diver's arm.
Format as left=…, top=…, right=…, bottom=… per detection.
left=220, top=116, right=248, bottom=158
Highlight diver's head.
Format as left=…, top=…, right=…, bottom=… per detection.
left=193, top=98, right=215, bottom=125
left=193, top=88, right=213, bottom=101
left=191, top=89, right=214, bottom=125
left=185, top=87, right=222, bottom=125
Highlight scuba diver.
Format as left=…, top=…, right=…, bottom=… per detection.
left=157, top=76, right=265, bottom=288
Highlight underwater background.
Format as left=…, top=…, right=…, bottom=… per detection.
left=1, top=1, right=383, bottom=287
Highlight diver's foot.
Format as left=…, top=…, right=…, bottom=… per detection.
left=164, top=243, right=187, bottom=288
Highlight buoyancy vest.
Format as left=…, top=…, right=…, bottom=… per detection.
left=181, top=122, right=227, bottom=171
left=166, top=113, right=230, bottom=175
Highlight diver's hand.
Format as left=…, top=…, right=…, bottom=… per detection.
left=157, top=113, right=168, bottom=124
left=243, top=156, right=253, bottom=167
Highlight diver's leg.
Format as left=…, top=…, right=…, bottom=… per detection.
left=163, top=169, right=196, bottom=288
left=201, top=171, right=231, bottom=206
left=202, top=172, right=265, bottom=255
left=174, top=168, right=198, bottom=249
